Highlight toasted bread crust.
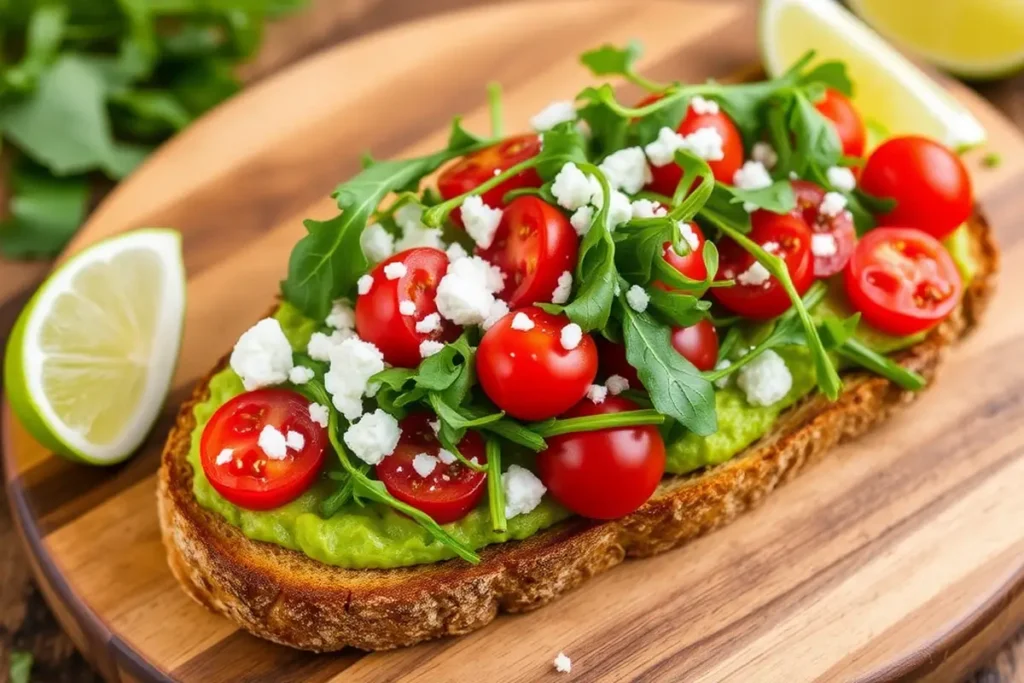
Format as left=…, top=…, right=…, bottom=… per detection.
left=158, top=213, right=997, bottom=652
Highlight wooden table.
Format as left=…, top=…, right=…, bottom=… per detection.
left=0, top=1, right=1021, bottom=680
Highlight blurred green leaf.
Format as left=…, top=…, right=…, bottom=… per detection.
left=9, top=650, right=33, bottom=683
left=0, top=164, right=90, bottom=258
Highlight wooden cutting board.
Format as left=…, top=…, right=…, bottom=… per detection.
left=4, top=1, right=1024, bottom=681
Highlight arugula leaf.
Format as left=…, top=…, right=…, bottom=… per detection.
left=561, top=164, right=617, bottom=331
left=621, top=303, right=716, bottom=435
left=839, top=338, right=926, bottom=391
left=576, top=91, right=629, bottom=159
left=0, top=165, right=89, bottom=258
left=723, top=180, right=796, bottom=215
left=798, top=60, right=853, bottom=97
left=447, top=116, right=486, bottom=151
left=580, top=41, right=645, bottom=78
left=534, top=121, right=588, bottom=181
left=629, top=94, right=689, bottom=147
left=530, top=409, right=665, bottom=437
left=2, top=4, right=67, bottom=92
left=786, top=91, right=843, bottom=177
left=646, top=286, right=710, bottom=328
left=8, top=650, right=32, bottom=683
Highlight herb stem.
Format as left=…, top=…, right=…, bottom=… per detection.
left=485, top=438, right=507, bottom=533
left=625, top=71, right=669, bottom=93
left=422, top=156, right=541, bottom=227
left=839, top=338, right=926, bottom=391
left=530, top=409, right=665, bottom=438
left=487, top=81, right=504, bottom=138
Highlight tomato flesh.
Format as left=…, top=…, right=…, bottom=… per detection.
left=670, top=320, right=719, bottom=372
left=814, top=88, right=866, bottom=158
left=477, top=196, right=578, bottom=308
left=712, top=211, right=814, bottom=319
left=200, top=389, right=327, bottom=511
left=790, top=179, right=857, bottom=277
left=355, top=247, right=457, bottom=368
left=438, top=134, right=543, bottom=226
left=375, top=413, right=487, bottom=524
left=537, top=396, right=666, bottom=519
left=845, top=227, right=962, bottom=336
left=476, top=306, right=598, bottom=421
left=654, top=221, right=708, bottom=291
left=859, top=136, right=972, bottom=240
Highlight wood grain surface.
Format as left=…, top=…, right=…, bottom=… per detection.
left=1, top=0, right=1023, bottom=681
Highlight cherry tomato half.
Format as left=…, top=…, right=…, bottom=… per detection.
left=790, top=179, right=857, bottom=277
left=814, top=88, right=866, bottom=158
left=537, top=396, right=666, bottom=520
left=859, top=136, right=973, bottom=240
left=375, top=413, right=487, bottom=524
left=654, top=221, right=708, bottom=291
left=476, top=306, right=598, bottom=421
left=712, top=211, right=814, bottom=320
left=845, top=227, right=962, bottom=336
left=355, top=247, right=458, bottom=368
left=438, top=134, right=543, bottom=226
left=638, top=94, right=744, bottom=194
left=200, top=389, right=327, bottom=511
left=477, top=196, right=578, bottom=309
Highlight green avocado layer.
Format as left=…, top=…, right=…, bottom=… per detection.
left=188, top=227, right=977, bottom=569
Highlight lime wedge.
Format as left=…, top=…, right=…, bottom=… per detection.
left=760, top=0, right=987, bottom=151
left=848, top=0, right=1024, bottom=80
left=4, top=229, right=186, bottom=465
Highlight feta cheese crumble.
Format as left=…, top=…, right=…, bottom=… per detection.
left=482, top=299, right=510, bottom=331
left=230, top=318, right=294, bottom=391
left=289, top=365, right=314, bottom=385
left=445, top=241, right=469, bottom=262
left=644, top=126, right=724, bottom=166
left=436, top=256, right=505, bottom=326
left=258, top=425, right=288, bottom=460
left=360, top=223, right=394, bottom=263
left=419, top=340, right=445, bottom=358
left=399, top=300, right=417, bottom=316
left=751, top=141, right=778, bottom=169
left=306, top=329, right=353, bottom=362
left=626, top=285, right=650, bottom=313
left=308, top=403, right=329, bottom=428
left=551, top=270, right=573, bottom=305
left=690, top=95, right=719, bottom=115
left=530, top=100, right=576, bottom=131
left=215, top=448, right=234, bottom=466
left=827, top=165, right=856, bottom=192
left=325, top=299, right=355, bottom=330
left=503, top=464, right=546, bottom=518
left=609, top=190, right=633, bottom=229
left=713, top=359, right=732, bottom=389
left=733, top=160, right=772, bottom=191
left=383, top=262, right=407, bottom=280
left=736, top=260, right=771, bottom=287
left=599, top=146, right=652, bottom=194
left=631, top=198, right=667, bottom=219
left=812, top=233, right=838, bottom=257
left=554, top=653, right=572, bottom=674
left=819, top=191, right=848, bottom=218
left=551, top=162, right=594, bottom=211
left=415, top=312, right=441, bottom=334
left=560, top=323, right=583, bottom=351
left=324, top=337, right=385, bottom=420
left=357, top=274, right=374, bottom=295
left=605, top=374, right=629, bottom=395
left=570, top=205, right=593, bottom=236
left=678, top=221, right=700, bottom=252
left=285, top=430, right=305, bottom=451
left=511, top=312, right=535, bottom=331
left=460, top=195, right=503, bottom=249
left=343, top=409, right=401, bottom=465
left=586, top=384, right=608, bottom=404
left=394, top=203, right=445, bottom=251
left=736, top=350, right=792, bottom=407
left=438, top=448, right=456, bottom=465
left=412, top=452, right=439, bottom=478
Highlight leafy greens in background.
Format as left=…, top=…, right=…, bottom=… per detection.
left=0, top=0, right=308, bottom=258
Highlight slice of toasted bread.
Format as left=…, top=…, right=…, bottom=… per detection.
left=158, top=213, right=997, bottom=652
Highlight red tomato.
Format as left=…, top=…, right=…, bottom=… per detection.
left=859, top=136, right=972, bottom=240
left=654, top=221, right=708, bottom=291
left=537, top=396, right=666, bottom=519
left=375, top=413, right=487, bottom=524
left=845, top=227, right=962, bottom=336
left=200, top=389, right=327, bottom=511
left=670, top=320, right=719, bottom=372
left=476, top=307, right=598, bottom=421
left=638, top=94, right=744, bottom=194
left=477, top=196, right=578, bottom=309
left=712, top=211, right=814, bottom=319
left=790, top=179, right=857, bottom=277
left=598, top=338, right=640, bottom=388
left=438, top=134, right=543, bottom=226
left=814, top=88, right=866, bottom=158
left=355, top=247, right=458, bottom=368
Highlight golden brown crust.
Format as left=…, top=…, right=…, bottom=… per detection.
left=158, top=212, right=998, bottom=652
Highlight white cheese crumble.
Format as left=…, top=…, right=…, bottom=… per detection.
left=383, top=262, right=407, bottom=280
left=230, top=318, right=294, bottom=391
left=598, top=146, right=652, bottom=194
left=343, top=409, right=401, bottom=465
left=258, top=425, right=288, bottom=460
left=460, top=195, right=503, bottom=249
left=570, top=205, right=593, bottom=237
left=586, top=384, right=608, bottom=404
left=398, top=300, right=417, bottom=316
left=631, top=199, right=667, bottom=219
left=436, top=256, right=505, bottom=326
left=530, top=100, right=576, bottom=131
left=215, top=448, right=234, bottom=466
left=324, top=337, right=385, bottom=421
left=751, top=141, right=778, bottom=169
left=551, top=270, right=573, bottom=305
left=415, top=312, right=441, bottom=334
left=606, top=374, right=630, bottom=395
left=812, top=233, right=838, bottom=257
left=308, top=403, right=329, bottom=429
left=289, top=365, right=314, bottom=385
left=690, top=95, right=719, bottom=115
left=736, top=350, right=792, bottom=407
left=438, top=448, right=456, bottom=465
left=644, top=126, right=724, bottom=166
left=285, top=430, right=305, bottom=451
left=733, top=160, right=772, bottom=190
left=419, top=340, right=445, bottom=358
left=306, top=329, right=354, bottom=362
left=713, top=359, right=732, bottom=389
left=608, top=190, right=633, bottom=229
left=827, top=166, right=856, bottom=192
left=412, top=452, right=439, bottom=478
left=551, top=162, right=594, bottom=211
left=560, top=323, right=583, bottom=351
left=626, top=285, right=650, bottom=313
left=394, top=203, right=445, bottom=251
left=360, top=223, right=394, bottom=263
left=678, top=222, right=700, bottom=252
left=325, top=299, right=355, bottom=330
left=736, top=260, right=771, bottom=287
left=511, top=312, right=535, bottom=331
left=357, top=274, right=374, bottom=295
left=445, top=241, right=468, bottom=262
left=503, top=464, right=546, bottom=518
left=482, top=298, right=510, bottom=331
left=819, top=191, right=848, bottom=218
left=554, top=652, right=572, bottom=674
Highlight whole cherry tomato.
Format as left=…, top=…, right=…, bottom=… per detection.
left=845, top=227, right=962, bottom=336
left=537, top=396, right=666, bottom=519
left=654, top=221, right=708, bottom=291
left=814, top=88, right=866, bottom=158
left=477, top=196, right=578, bottom=308
left=790, top=179, right=857, bottom=277
left=476, top=307, right=597, bottom=421
left=201, top=389, right=327, bottom=510
left=438, top=134, right=543, bottom=226
left=599, top=318, right=718, bottom=387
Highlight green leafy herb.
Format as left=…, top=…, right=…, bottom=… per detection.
left=487, top=82, right=504, bottom=138
left=9, top=650, right=33, bottom=683
left=0, top=164, right=89, bottom=258
left=982, top=152, right=1001, bottom=169
left=798, top=59, right=853, bottom=97
left=530, top=409, right=665, bottom=438
left=839, top=338, right=926, bottom=391
left=579, top=40, right=665, bottom=92
left=485, top=438, right=506, bottom=533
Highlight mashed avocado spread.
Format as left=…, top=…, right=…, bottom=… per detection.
left=189, top=228, right=976, bottom=569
